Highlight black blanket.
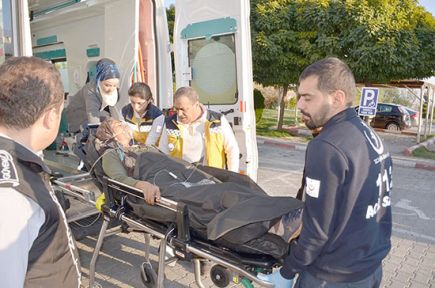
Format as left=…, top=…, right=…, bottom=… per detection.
left=130, top=151, right=303, bottom=244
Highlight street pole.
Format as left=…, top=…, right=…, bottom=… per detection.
left=417, top=85, right=425, bottom=143
left=424, top=86, right=431, bottom=140
left=429, top=86, right=434, bottom=136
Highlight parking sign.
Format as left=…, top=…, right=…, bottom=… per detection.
left=358, top=88, right=379, bottom=116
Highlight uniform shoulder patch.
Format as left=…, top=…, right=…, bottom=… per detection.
left=0, top=150, right=19, bottom=187
left=305, top=177, right=321, bottom=198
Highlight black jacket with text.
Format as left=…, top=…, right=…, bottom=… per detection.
left=0, top=136, right=81, bottom=287
left=281, top=108, right=392, bottom=283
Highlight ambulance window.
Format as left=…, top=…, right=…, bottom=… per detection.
left=0, top=0, right=14, bottom=65
left=188, top=34, right=237, bottom=105
left=53, top=60, right=70, bottom=95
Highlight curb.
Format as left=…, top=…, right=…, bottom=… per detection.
left=258, top=137, right=435, bottom=172
left=392, top=157, right=435, bottom=171
left=373, top=128, right=417, bottom=136
left=257, top=136, right=307, bottom=151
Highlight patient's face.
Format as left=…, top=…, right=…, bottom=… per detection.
left=112, top=123, right=132, bottom=147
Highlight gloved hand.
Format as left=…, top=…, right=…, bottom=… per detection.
left=257, top=269, right=293, bottom=288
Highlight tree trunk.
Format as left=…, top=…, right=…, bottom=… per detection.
left=277, top=85, right=288, bottom=130
left=294, top=104, right=299, bottom=126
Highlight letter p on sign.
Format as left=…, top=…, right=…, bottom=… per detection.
left=358, top=87, right=379, bottom=116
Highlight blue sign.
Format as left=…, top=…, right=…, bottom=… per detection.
left=358, top=88, right=379, bottom=116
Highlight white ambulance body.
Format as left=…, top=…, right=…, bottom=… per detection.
left=1, top=0, right=258, bottom=180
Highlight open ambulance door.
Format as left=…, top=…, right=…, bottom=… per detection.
left=28, top=0, right=173, bottom=109
left=173, top=0, right=258, bottom=181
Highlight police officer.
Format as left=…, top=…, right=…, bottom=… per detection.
left=0, top=57, right=81, bottom=287
left=159, top=87, right=239, bottom=172
left=259, top=57, right=392, bottom=287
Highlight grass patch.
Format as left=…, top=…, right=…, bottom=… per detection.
left=412, top=146, right=435, bottom=160
left=256, top=109, right=309, bottom=141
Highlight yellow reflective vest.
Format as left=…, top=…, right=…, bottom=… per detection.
left=122, top=104, right=162, bottom=144
left=164, top=110, right=226, bottom=169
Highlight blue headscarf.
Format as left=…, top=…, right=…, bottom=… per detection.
left=95, top=58, right=120, bottom=82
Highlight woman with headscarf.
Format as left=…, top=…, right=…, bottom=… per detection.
left=66, top=58, right=123, bottom=133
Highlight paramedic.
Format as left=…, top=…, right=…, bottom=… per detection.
left=259, top=57, right=392, bottom=287
left=66, top=58, right=122, bottom=133
left=0, top=57, right=81, bottom=287
left=122, top=82, right=164, bottom=145
left=159, top=87, right=239, bottom=172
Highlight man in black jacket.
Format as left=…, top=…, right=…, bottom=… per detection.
left=260, top=57, right=392, bottom=287
left=0, top=57, right=81, bottom=287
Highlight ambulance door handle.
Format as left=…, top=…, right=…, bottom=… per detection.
left=221, top=109, right=234, bottom=115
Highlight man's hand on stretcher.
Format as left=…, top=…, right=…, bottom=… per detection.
left=135, top=181, right=161, bottom=205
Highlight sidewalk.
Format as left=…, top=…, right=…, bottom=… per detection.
left=257, top=134, right=435, bottom=172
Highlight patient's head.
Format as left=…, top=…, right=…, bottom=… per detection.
left=96, top=119, right=132, bottom=148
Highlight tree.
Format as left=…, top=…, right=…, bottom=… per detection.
left=251, top=0, right=435, bottom=129
left=166, top=5, right=175, bottom=43
left=251, top=0, right=317, bottom=129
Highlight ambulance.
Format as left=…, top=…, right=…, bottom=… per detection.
left=0, top=0, right=258, bottom=180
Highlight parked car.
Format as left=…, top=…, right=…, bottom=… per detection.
left=355, top=103, right=411, bottom=131
left=403, top=107, right=418, bottom=127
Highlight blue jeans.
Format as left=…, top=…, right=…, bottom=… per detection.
left=294, top=266, right=382, bottom=288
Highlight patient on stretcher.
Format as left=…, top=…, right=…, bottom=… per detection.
left=89, top=119, right=303, bottom=248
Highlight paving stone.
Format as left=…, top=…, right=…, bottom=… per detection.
left=388, top=279, right=410, bottom=288
left=399, top=263, right=419, bottom=274
left=393, top=271, right=413, bottom=283
left=407, top=281, right=432, bottom=288
left=412, top=273, right=432, bottom=285
left=403, top=256, right=421, bottom=267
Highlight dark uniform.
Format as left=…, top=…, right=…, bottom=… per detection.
left=0, top=136, right=81, bottom=287
left=281, top=108, right=392, bottom=285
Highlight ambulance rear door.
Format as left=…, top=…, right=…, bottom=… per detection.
left=173, top=0, right=258, bottom=181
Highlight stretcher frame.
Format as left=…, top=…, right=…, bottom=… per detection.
left=51, top=172, right=277, bottom=288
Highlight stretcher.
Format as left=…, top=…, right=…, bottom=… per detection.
left=51, top=171, right=285, bottom=288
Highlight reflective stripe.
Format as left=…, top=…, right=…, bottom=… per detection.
left=126, top=122, right=152, bottom=133
left=208, top=126, right=223, bottom=134
left=48, top=183, right=82, bottom=287
left=166, top=128, right=181, bottom=137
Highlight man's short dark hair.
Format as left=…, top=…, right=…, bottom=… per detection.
left=0, top=56, right=64, bottom=128
left=299, top=57, right=356, bottom=106
left=128, top=82, right=153, bottom=101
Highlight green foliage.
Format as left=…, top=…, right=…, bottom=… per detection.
left=254, top=89, right=265, bottom=123
left=256, top=109, right=298, bottom=138
left=379, top=89, right=412, bottom=107
left=287, top=95, right=297, bottom=109
left=251, top=0, right=435, bottom=85
left=422, top=102, right=435, bottom=119
left=412, top=146, right=435, bottom=160
left=166, top=5, right=175, bottom=43
left=256, top=109, right=311, bottom=141
left=251, top=0, right=317, bottom=87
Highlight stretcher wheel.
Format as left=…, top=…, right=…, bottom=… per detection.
left=140, top=261, right=157, bottom=287
left=210, top=265, right=230, bottom=287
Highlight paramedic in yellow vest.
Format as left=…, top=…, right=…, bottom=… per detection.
left=121, top=82, right=164, bottom=145
left=159, top=87, right=239, bottom=172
